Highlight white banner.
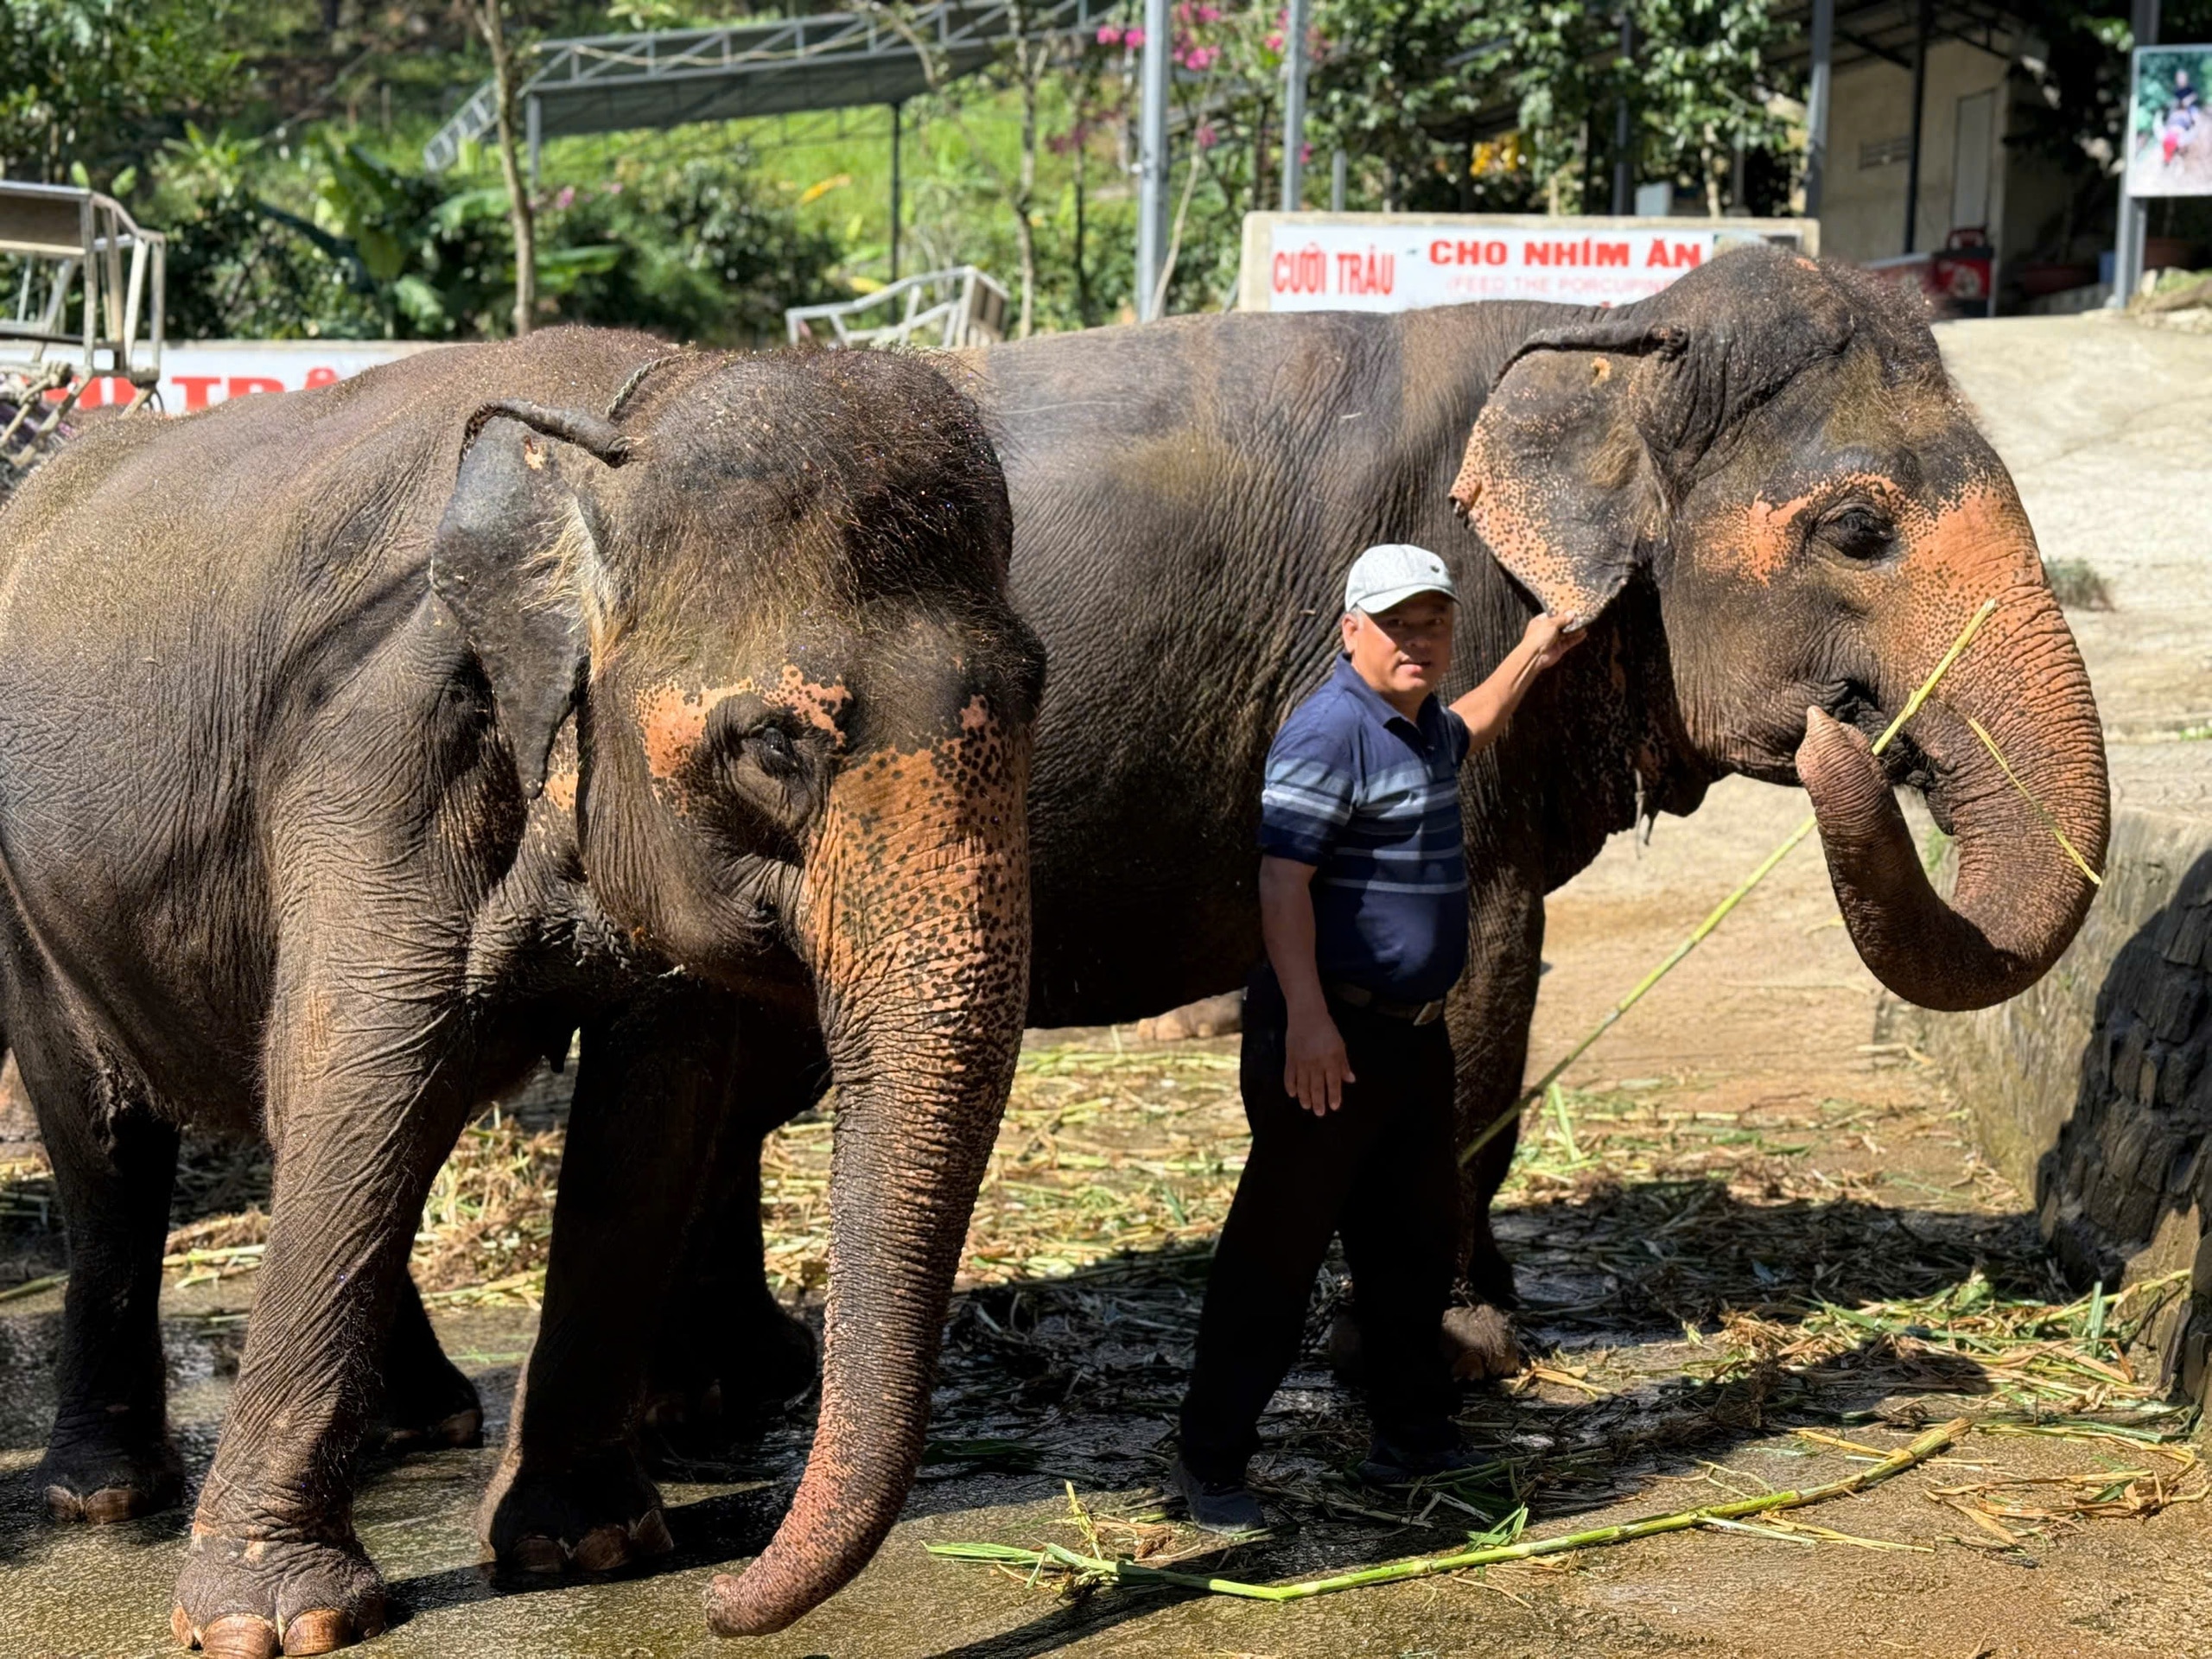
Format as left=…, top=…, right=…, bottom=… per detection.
left=66, top=340, right=444, bottom=413
left=1239, top=213, right=1817, bottom=313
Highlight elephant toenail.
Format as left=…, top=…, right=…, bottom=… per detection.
left=199, top=1612, right=280, bottom=1659
left=511, top=1534, right=567, bottom=1574
left=83, top=1485, right=139, bottom=1524
left=170, top=1604, right=196, bottom=1648
left=631, top=1509, right=675, bottom=1555
left=281, top=1608, right=354, bottom=1655
left=572, top=1524, right=631, bottom=1572
left=45, top=1484, right=84, bottom=1522
left=435, top=1408, right=484, bottom=1447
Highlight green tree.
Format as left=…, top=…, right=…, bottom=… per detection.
left=0, top=0, right=242, bottom=185
left=549, top=157, right=844, bottom=344
left=1310, top=0, right=1792, bottom=217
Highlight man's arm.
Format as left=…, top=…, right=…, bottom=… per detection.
left=1450, top=612, right=1586, bottom=755
left=1259, top=855, right=1355, bottom=1116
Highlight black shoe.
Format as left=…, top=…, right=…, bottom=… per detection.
left=1169, top=1458, right=1266, bottom=1534
left=1357, top=1427, right=1482, bottom=1486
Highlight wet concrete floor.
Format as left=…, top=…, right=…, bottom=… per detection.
left=8, top=1255, right=2212, bottom=1659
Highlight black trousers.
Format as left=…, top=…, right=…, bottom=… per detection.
left=1178, top=964, right=1459, bottom=1483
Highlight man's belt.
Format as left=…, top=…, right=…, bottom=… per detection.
left=1325, top=979, right=1447, bottom=1026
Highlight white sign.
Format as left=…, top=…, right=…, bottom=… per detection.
left=67, top=340, right=443, bottom=414
left=1238, top=213, right=1817, bottom=313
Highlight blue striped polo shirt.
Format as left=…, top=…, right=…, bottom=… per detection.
left=1259, top=654, right=1471, bottom=1002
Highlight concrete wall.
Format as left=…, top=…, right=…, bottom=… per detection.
left=1825, top=41, right=2014, bottom=264
left=1910, top=804, right=2212, bottom=1396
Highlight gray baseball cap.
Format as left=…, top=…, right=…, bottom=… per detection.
left=1344, top=543, right=1458, bottom=616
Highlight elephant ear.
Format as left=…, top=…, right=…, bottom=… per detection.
left=1447, top=321, right=1688, bottom=626
left=431, top=400, right=633, bottom=798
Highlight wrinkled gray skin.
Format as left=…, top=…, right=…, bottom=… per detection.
left=0, top=332, right=1042, bottom=1651
left=631, top=245, right=2106, bottom=1446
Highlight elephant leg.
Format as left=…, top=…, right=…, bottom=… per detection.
left=365, top=1271, right=484, bottom=1453
left=479, top=987, right=737, bottom=1576
left=25, top=1019, right=185, bottom=1524
left=171, top=954, right=483, bottom=1658
left=1440, top=871, right=1545, bottom=1377
left=645, top=1010, right=830, bottom=1465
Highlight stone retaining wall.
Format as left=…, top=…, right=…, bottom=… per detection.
left=1909, top=803, right=2212, bottom=1397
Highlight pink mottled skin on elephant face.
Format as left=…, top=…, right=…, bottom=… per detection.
left=1897, top=480, right=2040, bottom=592
left=635, top=669, right=854, bottom=782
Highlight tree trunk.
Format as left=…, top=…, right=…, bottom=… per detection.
left=1014, top=34, right=1040, bottom=337
left=478, top=0, right=537, bottom=339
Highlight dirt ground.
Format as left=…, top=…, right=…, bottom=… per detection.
left=3, top=312, right=2211, bottom=1658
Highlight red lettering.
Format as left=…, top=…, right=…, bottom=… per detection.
left=1485, top=240, right=1507, bottom=265
left=227, top=376, right=285, bottom=399
left=305, top=366, right=340, bottom=387
left=1525, top=243, right=1550, bottom=266
left=1673, top=242, right=1702, bottom=269
left=1274, top=246, right=1329, bottom=295
left=1647, top=240, right=1673, bottom=267
left=175, top=375, right=222, bottom=410
left=1595, top=242, right=1629, bottom=267
left=1431, top=239, right=1453, bottom=264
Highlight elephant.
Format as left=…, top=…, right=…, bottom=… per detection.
left=615, top=241, right=2106, bottom=1465
left=0, top=331, right=1042, bottom=1652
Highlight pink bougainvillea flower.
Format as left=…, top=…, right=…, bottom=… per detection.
left=1096, top=23, right=1120, bottom=44
left=1196, top=121, right=1218, bottom=149
left=555, top=185, right=575, bottom=209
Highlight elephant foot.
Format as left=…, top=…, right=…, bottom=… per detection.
left=644, top=1300, right=817, bottom=1466
left=367, top=1350, right=483, bottom=1453
left=479, top=1446, right=674, bottom=1577
left=170, top=1530, right=385, bottom=1656
left=1440, top=1304, right=1523, bottom=1381
left=1324, top=1304, right=1525, bottom=1387
left=40, top=1427, right=185, bottom=1522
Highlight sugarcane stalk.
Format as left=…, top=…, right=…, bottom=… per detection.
left=1460, top=597, right=2000, bottom=1169
left=931, top=1416, right=1967, bottom=1602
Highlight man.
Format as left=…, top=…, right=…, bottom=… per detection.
left=1173, top=543, right=1583, bottom=1531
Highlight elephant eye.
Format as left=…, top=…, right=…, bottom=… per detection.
left=1820, top=505, right=1893, bottom=563
left=743, top=721, right=801, bottom=778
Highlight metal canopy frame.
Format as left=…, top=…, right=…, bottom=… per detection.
left=424, top=1, right=1113, bottom=173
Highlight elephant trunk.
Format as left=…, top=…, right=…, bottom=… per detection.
left=1797, top=580, right=2108, bottom=1012
left=705, top=712, right=1030, bottom=1637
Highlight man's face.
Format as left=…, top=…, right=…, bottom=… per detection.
left=1342, top=592, right=1455, bottom=700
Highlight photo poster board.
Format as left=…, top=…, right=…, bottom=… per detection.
left=1236, top=213, right=1820, bottom=314
left=2127, top=45, right=2212, bottom=198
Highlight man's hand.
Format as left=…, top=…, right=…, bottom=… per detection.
left=1284, top=1003, right=1356, bottom=1116
left=1258, top=855, right=1357, bottom=1115
left=1521, top=611, right=1586, bottom=670
left=1451, top=610, right=1588, bottom=753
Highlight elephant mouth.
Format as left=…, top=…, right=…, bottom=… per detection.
left=1813, top=678, right=1948, bottom=830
